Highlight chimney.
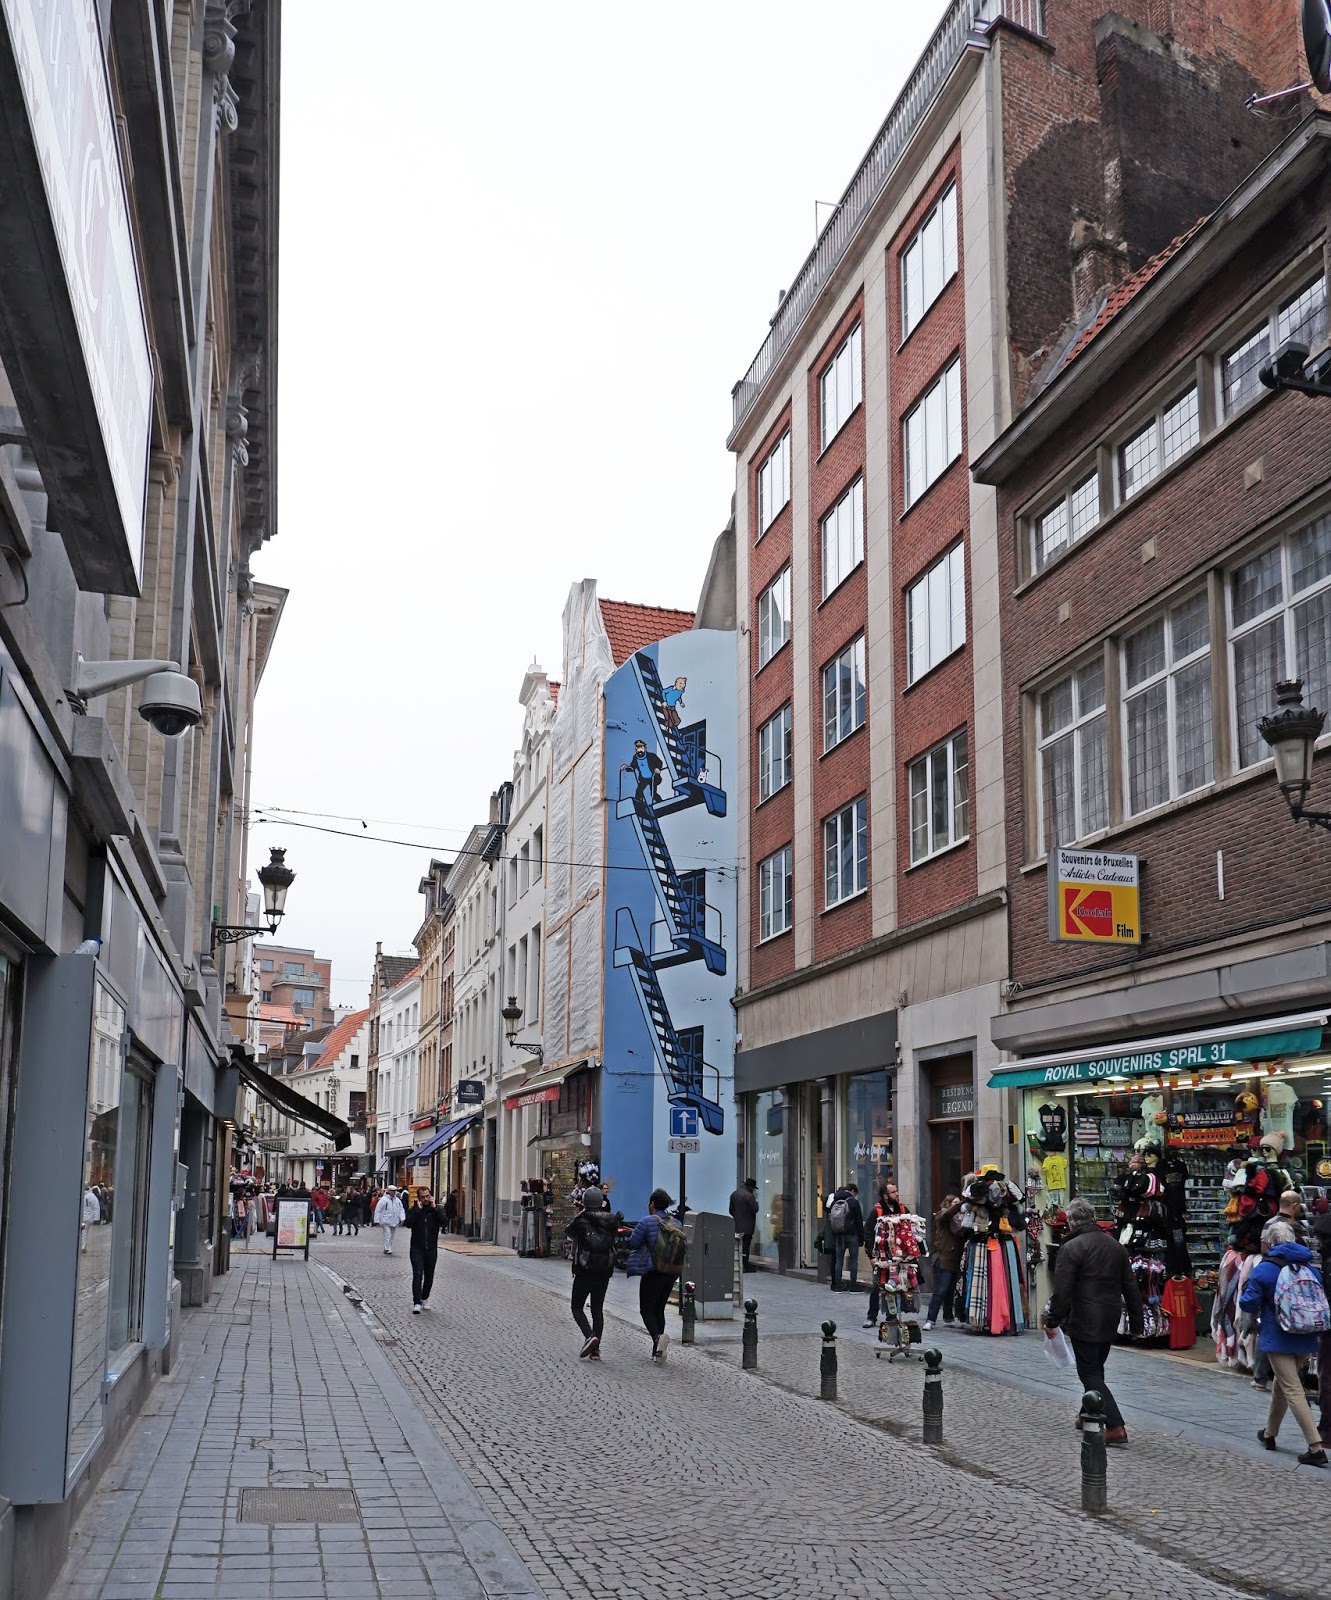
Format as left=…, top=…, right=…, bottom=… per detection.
left=1069, top=214, right=1127, bottom=321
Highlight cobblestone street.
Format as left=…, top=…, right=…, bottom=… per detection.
left=324, top=1233, right=1273, bottom=1600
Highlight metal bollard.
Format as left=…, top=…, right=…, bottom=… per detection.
left=819, top=1319, right=838, bottom=1401
left=922, top=1347, right=944, bottom=1444
left=742, top=1298, right=758, bottom=1370
left=1079, top=1390, right=1108, bottom=1515
left=681, top=1281, right=697, bottom=1345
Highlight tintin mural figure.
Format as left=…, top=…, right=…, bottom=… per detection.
left=663, top=676, right=687, bottom=731
left=621, top=739, right=664, bottom=808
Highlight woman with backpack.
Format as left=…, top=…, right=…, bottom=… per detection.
left=564, top=1186, right=622, bottom=1359
left=625, top=1188, right=685, bottom=1363
left=1241, top=1218, right=1331, bottom=1466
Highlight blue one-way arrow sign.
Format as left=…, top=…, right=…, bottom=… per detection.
left=669, top=1105, right=699, bottom=1139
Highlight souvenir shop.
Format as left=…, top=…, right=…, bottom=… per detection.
left=989, top=1012, right=1330, bottom=1357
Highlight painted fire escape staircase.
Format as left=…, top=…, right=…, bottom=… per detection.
left=630, top=651, right=727, bottom=820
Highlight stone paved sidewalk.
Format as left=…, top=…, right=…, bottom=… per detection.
left=46, top=1254, right=545, bottom=1600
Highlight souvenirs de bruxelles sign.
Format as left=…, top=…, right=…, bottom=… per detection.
left=1048, top=848, right=1141, bottom=945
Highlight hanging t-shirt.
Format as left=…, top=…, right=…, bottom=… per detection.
left=1041, top=1153, right=1069, bottom=1194
left=1037, top=1103, right=1067, bottom=1152
left=1160, top=1277, right=1199, bottom=1349
left=1264, top=1081, right=1297, bottom=1149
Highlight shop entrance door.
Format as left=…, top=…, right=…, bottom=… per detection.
left=930, top=1119, right=974, bottom=1213
left=800, top=1082, right=825, bottom=1268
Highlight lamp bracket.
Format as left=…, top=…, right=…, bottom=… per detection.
left=210, top=920, right=277, bottom=952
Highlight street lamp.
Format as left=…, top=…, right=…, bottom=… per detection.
left=210, top=847, right=296, bottom=951
left=501, top=996, right=544, bottom=1060
left=1258, top=678, right=1331, bottom=829
left=1258, top=339, right=1331, bottom=400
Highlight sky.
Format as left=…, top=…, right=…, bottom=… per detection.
left=248, top=0, right=945, bottom=1009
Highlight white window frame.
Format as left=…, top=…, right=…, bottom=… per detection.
left=907, top=541, right=966, bottom=684
left=757, top=429, right=791, bottom=535
left=1035, top=659, right=1109, bottom=852
left=823, top=795, right=868, bottom=908
left=819, top=323, right=863, bottom=451
left=758, top=845, right=794, bottom=941
left=901, top=181, right=958, bottom=339
left=1115, top=384, right=1199, bottom=504
left=1031, top=468, right=1100, bottom=574
left=908, top=730, right=969, bottom=864
left=1121, top=592, right=1213, bottom=817
left=903, top=356, right=963, bottom=509
left=1228, top=514, right=1331, bottom=770
left=820, top=476, right=864, bottom=598
left=1220, top=274, right=1327, bottom=420
left=822, top=636, right=866, bottom=752
left=757, top=704, right=793, bottom=802
left=757, top=567, right=792, bottom=669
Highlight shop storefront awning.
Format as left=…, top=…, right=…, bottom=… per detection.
left=235, top=1056, right=351, bottom=1149
left=987, top=1011, right=1329, bottom=1091
left=406, top=1114, right=479, bottom=1166
left=503, top=1059, right=590, bottom=1112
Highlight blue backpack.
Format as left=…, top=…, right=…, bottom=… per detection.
left=1274, top=1264, right=1331, bottom=1334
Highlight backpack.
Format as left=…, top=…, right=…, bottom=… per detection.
left=651, top=1215, right=687, bottom=1274
left=573, top=1214, right=616, bottom=1275
left=1274, top=1263, right=1331, bottom=1334
left=827, top=1195, right=851, bottom=1235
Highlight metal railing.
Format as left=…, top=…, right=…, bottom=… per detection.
left=730, top=0, right=1045, bottom=436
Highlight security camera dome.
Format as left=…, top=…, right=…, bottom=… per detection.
left=139, top=670, right=201, bottom=737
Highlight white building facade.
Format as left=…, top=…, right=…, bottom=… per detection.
left=284, top=1010, right=370, bottom=1187
left=374, top=969, right=420, bottom=1182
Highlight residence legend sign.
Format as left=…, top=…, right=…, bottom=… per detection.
left=1048, top=848, right=1140, bottom=945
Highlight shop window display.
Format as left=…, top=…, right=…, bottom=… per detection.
left=846, top=1071, right=892, bottom=1202
left=749, top=1090, right=785, bottom=1267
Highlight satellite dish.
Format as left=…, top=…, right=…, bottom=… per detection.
left=1304, top=0, right=1331, bottom=94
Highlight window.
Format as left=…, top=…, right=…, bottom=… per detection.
left=1123, top=592, right=1212, bottom=814
left=819, top=323, right=862, bottom=449
left=518, top=841, right=530, bottom=896
left=292, top=987, right=315, bottom=1006
left=1037, top=658, right=1109, bottom=849
left=758, top=845, right=793, bottom=940
left=1033, top=471, right=1100, bottom=572
left=528, top=925, right=542, bottom=1022
left=532, top=827, right=543, bottom=881
left=284, top=961, right=304, bottom=975
left=1117, top=385, right=1199, bottom=502
left=261, top=989, right=272, bottom=1002
left=1230, top=514, right=1331, bottom=768
left=823, top=637, right=866, bottom=750
left=757, top=704, right=792, bottom=802
left=758, top=430, right=791, bottom=533
left=907, top=542, right=966, bottom=682
left=1222, top=275, right=1327, bottom=417
left=823, top=795, right=868, bottom=906
left=908, top=730, right=969, bottom=863
left=507, top=855, right=518, bottom=907
left=757, top=567, right=792, bottom=667
left=901, top=182, right=958, bottom=338
left=903, top=357, right=962, bottom=508
left=260, top=958, right=274, bottom=972
left=820, top=476, right=864, bottom=597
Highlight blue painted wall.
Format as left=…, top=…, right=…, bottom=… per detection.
left=601, top=630, right=737, bottom=1220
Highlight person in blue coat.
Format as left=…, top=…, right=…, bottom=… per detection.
left=1240, top=1225, right=1329, bottom=1466
left=625, top=1188, right=677, bottom=1363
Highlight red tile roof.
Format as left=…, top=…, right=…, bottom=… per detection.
left=598, top=600, right=695, bottom=666
left=1056, top=217, right=1208, bottom=376
left=313, top=1007, right=370, bottom=1070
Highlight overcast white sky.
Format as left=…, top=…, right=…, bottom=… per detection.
left=248, top=0, right=944, bottom=1009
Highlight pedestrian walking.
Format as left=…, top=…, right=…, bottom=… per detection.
left=923, top=1194, right=965, bottom=1331
left=863, top=1183, right=906, bottom=1327
left=823, top=1180, right=864, bottom=1293
left=728, top=1176, right=759, bottom=1271
left=565, top=1185, right=621, bottom=1358
left=625, top=1188, right=686, bottom=1362
left=1043, top=1196, right=1143, bottom=1446
left=346, top=1188, right=362, bottom=1236
left=328, top=1188, right=344, bottom=1236
left=311, top=1183, right=330, bottom=1234
left=81, top=1185, right=100, bottom=1251
left=1242, top=1219, right=1331, bottom=1466
left=374, top=1186, right=406, bottom=1254
left=404, top=1187, right=444, bottom=1313
left=440, top=1190, right=456, bottom=1234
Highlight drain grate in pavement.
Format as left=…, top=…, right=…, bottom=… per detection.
left=237, top=1487, right=360, bottom=1525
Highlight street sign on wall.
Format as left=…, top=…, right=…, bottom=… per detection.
left=1047, top=848, right=1141, bottom=945
left=667, top=1104, right=700, bottom=1153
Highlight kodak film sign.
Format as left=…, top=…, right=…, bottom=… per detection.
left=1047, top=848, right=1141, bottom=946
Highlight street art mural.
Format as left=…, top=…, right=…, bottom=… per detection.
left=602, top=630, right=737, bottom=1215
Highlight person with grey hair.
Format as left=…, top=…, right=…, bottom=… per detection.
left=1044, top=1196, right=1143, bottom=1445
left=1241, top=1216, right=1329, bottom=1466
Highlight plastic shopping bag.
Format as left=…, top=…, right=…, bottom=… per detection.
left=1042, top=1326, right=1076, bottom=1371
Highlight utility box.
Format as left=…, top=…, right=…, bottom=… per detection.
left=682, top=1211, right=736, bottom=1319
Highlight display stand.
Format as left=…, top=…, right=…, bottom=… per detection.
left=272, top=1197, right=310, bottom=1261
left=874, top=1275, right=924, bottom=1362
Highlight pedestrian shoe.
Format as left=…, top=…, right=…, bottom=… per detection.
left=412, top=1303, right=421, bottom=1315
left=656, top=1332, right=670, bottom=1364
left=1103, top=1426, right=1129, bottom=1446
left=1250, top=1379, right=1270, bottom=1391
left=862, top=1320, right=876, bottom=1329
left=922, top=1320, right=935, bottom=1331
left=579, top=1335, right=597, bottom=1359
left=1257, top=1428, right=1276, bottom=1451
left=1298, top=1448, right=1330, bottom=1468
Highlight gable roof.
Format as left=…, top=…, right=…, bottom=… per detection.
left=377, top=954, right=418, bottom=992
left=597, top=599, right=694, bottom=666
left=312, top=1008, right=369, bottom=1071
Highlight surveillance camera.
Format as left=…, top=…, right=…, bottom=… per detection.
left=1260, top=338, right=1311, bottom=390
left=139, top=670, right=201, bottom=737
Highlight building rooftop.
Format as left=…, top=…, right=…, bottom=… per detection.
left=311, top=1008, right=370, bottom=1071
left=598, top=600, right=694, bottom=666
left=377, top=954, right=419, bottom=992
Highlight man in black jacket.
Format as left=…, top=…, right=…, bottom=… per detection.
left=404, top=1187, right=444, bottom=1313
left=825, top=1182, right=865, bottom=1292
left=564, top=1186, right=622, bottom=1358
left=1045, top=1196, right=1144, bottom=1445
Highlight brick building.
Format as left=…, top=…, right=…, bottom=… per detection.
left=976, top=114, right=1331, bottom=1282
left=728, top=0, right=1298, bottom=1269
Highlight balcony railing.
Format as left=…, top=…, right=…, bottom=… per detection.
left=730, top=0, right=1046, bottom=436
